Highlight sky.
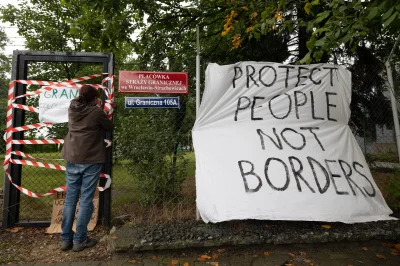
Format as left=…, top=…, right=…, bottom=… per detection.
left=1, top=0, right=25, bottom=55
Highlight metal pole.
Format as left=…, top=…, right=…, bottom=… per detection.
left=195, top=3, right=201, bottom=220
left=196, top=25, right=200, bottom=115
left=386, top=61, right=400, bottom=163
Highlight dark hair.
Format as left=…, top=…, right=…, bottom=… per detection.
left=78, top=85, right=99, bottom=104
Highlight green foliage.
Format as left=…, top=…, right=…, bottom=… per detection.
left=0, top=27, right=9, bottom=151
left=367, top=152, right=399, bottom=164
left=114, top=100, right=189, bottom=205
left=217, top=0, right=400, bottom=63
left=0, top=0, right=136, bottom=65
left=385, top=168, right=400, bottom=210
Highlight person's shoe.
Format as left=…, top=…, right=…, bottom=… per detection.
left=61, top=240, right=73, bottom=251
left=72, top=237, right=97, bottom=252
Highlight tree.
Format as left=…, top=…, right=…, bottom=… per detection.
left=0, top=27, right=10, bottom=136
left=217, top=0, right=400, bottom=63
left=0, top=0, right=137, bottom=141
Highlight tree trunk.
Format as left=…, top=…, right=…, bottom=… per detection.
left=296, top=3, right=310, bottom=61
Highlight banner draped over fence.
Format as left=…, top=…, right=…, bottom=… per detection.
left=192, top=62, right=395, bottom=223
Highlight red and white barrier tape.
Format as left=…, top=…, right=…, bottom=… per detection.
left=11, top=158, right=66, bottom=171
left=13, top=84, right=107, bottom=101
left=8, top=122, right=53, bottom=133
left=11, top=151, right=64, bottom=161
left=11, top=139, right=64, bottom=145
left=4, top=73, right=114, bottom=198
left=12, top=103, right=39, bottom=113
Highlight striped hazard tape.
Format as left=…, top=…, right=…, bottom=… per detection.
left=11, top=150, right=64, bottom=160
left=11, top=159, right=66, bottom=171
left=11, top=139, right=64, bottom=145
left=4, top=73, right=114, bottom=198
left=13, top=84, right=107, bottom=101
left=8, top=122, right=53, bottom=133
left=11, top=103, right=39, bottom=113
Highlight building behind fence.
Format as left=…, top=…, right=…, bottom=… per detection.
left=1, top=61, right=399, bottom=226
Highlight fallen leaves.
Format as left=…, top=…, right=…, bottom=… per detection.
left=111, top=236, right=118, bottom=239
left=382, top=242, right=400, bottom=256
left=197, top=255, right=212, bottom=261
left=170, top=259, right=179, bottom=265
left=391, top=243, right=400, bottom=256
left=376, top=254, right=386, bottom=260
left=152, top=256, right=157, bottom=261
left=392, top=250, right=400, bottom=256
left=217, top=248, right=226, bottom=253
left=304, top=259, right=312, bottom=263
left=300, top=251, right=307, bottom=256
left=321, top=225, right=331, bottom=229
left=196, top=254, right=219, bottom=265
left=183, top=263, right=189, bottom=266
left=129, top=259, right=137, bottom=263
left=6, top=227, right=24, bottom=233
left=263, top=251, right=270, bottom=257
left=288, top=252, right=296, bottom=258
left=362, top=247, right=368, bottom=251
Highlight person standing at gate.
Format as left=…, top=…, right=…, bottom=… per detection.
left=60, top=84, right=114, bottom=252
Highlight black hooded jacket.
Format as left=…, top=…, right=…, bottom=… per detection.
left=61, top=100, right=114, bottom=164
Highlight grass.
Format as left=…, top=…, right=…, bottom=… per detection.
left=110, top=152, right=197, bottom=222
left=367, top=152, right=399, bottom=163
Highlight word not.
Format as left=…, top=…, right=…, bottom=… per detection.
left=234, top=91, right=338, bottom=122
left=238, top=157, right=376, bottom=197
left=233, top=65, right=338, bottom=88
left=257, top=127, right=325, bottom=151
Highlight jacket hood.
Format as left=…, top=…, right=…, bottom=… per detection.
left=69, top=100, right=97, bottom=122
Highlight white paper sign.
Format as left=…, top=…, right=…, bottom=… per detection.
left=192, top=62, right=395, bottom=223
left=39, top=87, right=79, bottom=123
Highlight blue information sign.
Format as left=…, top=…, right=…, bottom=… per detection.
left=125, top=97, right=180, bottom=108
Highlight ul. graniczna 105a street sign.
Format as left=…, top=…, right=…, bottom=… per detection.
left=125, top=97, right=180, bottom=109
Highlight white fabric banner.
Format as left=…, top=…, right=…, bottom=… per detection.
left=39, top=87, right=78, bottom=123
left=193, top=62, right=395, bottom=223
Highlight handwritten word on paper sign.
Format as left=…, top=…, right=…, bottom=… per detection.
left=192, top=62, right=395, bottom=223
left=125, top=97, right=180, bottom=109
left=46, top=191, right=99, bottom=234
left=39, top=87, right=79, bottom=123
left=118, top=71, right=188, bottom=94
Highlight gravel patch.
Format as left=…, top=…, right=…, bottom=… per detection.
left=112, top=219, right=400, bottom=252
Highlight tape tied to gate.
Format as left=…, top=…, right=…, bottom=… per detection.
left=4, top=73, right=114, bottom=198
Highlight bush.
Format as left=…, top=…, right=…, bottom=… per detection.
left=113, top=95, right=191, bottom=205
left=384, top=168, right=400, bottom=211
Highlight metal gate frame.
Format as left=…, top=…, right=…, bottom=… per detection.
left=2, top=51, right=114, bottom=228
